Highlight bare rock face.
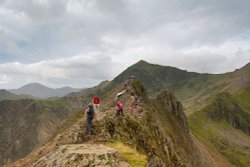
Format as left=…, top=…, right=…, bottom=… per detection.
left=32, top=144, right=130, bottom=167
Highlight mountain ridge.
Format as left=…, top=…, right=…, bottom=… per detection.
left=0, top=89, right=34, bottom=101
left=10, top=83, right=81, bottom=99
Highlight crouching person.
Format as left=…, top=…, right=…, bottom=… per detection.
left=116, top=100, right=124, bottom=117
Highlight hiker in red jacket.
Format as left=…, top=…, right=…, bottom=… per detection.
left=116, top=100, right=124, bottom=117
left=92, top=94, right=100, bottom=112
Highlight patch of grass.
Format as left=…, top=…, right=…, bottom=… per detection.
left=107, top=140, right=147, bottom=167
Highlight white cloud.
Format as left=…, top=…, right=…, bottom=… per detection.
left=0, top=53, right=120, bottom=88
left=0, top=0, right=250, bottom=88
left=0, top=74, right=12, bottom=84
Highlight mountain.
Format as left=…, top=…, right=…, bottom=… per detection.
left=189, top=89, right=250, bottom=167
left=66, top=60, right=250, bottom=166
left=0, top=89, right=34, bottom=101
left=10, top=83, right=81, bottom=99
left=5, top=81, right=211, bottom=167
left=77, top=60, right=250, bottom=114
left=0, top=96, right=85, bottom=166
left=2, top=60, right=250, bottom=167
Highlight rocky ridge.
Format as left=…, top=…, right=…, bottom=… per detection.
left=6, top=81, right=210, bottom=167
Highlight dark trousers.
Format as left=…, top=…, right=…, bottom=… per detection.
left=86, top=116, right=94, bottom=135
left=116, top=109, right=124, bottom=117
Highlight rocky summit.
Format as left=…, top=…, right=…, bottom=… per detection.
left=32, top=144, right=130, bottom=167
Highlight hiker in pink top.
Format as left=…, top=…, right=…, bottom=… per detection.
left=116, top=100, right=124, bottom=117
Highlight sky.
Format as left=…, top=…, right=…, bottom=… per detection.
left=0, top=0, right=250, bottom=89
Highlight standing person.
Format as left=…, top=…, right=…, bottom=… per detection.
left=92, top=94, right=100, bottom=112
left=116, top=100, right=124, bottom=117
left=84, top=103, right=97, bottom=135
left=124, top=75, right=135, bottom=92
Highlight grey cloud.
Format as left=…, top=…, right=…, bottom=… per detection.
left=4, top=0, right=67, bottom=21
left=0, top=53, right=119, bottom=88
left=0, top=0, right=250, bottom=88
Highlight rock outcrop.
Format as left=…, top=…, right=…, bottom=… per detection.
left=93, top=81, right=204, bottom=167
left=32, top=144, right=130, bottom=167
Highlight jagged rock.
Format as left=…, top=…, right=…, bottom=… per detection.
left=100, top=86, right=203, bottom=167
left=32, top=144, right=130, bottom=167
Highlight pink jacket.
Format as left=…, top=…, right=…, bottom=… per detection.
left=117, top=102, right=123, bottom=110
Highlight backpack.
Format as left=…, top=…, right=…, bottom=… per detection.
left=87, top=105, right=94, bottom=117
left=93, top=97, right=100, bottom=104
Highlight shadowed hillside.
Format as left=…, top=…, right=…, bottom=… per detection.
left=0, top=96, right=85, bottom=166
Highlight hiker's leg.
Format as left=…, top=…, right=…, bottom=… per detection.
left=86, top=116, right=92, bottom=135
left=116, top=110, right=119, bottom=117
left=89, top=117, right=94, bottom=134
left=96, top=104, right=99, bottom=112
left=121, top=109, right=124, bottom=116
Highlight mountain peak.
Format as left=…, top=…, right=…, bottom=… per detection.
left=0, top=89, right=8, bottom=93
left=19, top=83, right=49, bottom=89
left=132, top=60, right=150, bottom=67
left=137, top=60, right=149, bottom=64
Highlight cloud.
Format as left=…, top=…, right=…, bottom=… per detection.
left=0, top=53, right=120, bottom=88
left=0, top=74, right=12, bottom=84
left=0, top=0, right=250, bottom=88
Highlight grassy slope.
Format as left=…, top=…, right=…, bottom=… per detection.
left=107, top=140, right=147, bottom=167
left=189, top=89, right=250, bottom=167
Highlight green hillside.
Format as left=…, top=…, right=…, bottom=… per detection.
left=189, top=90, right=250, bottom=167
left=88, top=60, right=249, bottom=116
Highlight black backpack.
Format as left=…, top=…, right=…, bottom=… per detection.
left=87, top=105, right=94, bottom=117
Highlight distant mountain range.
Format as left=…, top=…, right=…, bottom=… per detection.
left=0, top=89, right=34, bottom=101
left=10, top=83, right=81, bottom=99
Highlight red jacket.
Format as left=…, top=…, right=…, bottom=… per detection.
left=92, top=96, right=100, bottom=104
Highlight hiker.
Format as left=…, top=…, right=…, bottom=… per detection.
left=84, top=103, right=97, bottom=135
left=124, top=75, right=135, bottom=92
left=116, top=100, right=124, bottom=117
left=127, top=92, right=140, bottom=113
left=92, top=94, right=100, bottom=112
